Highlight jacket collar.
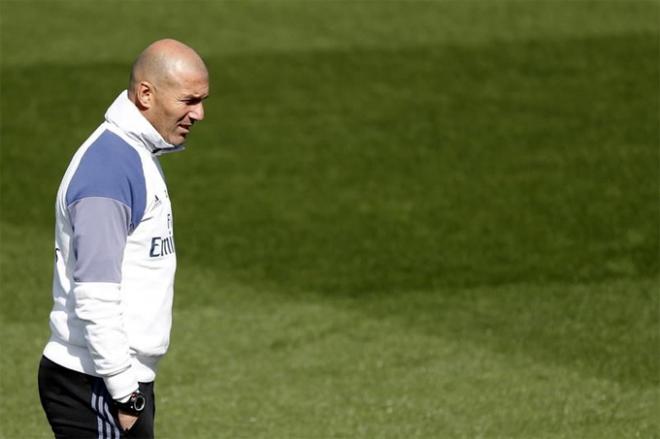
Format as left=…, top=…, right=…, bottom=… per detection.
left=104, top=90, right=185, bottom=156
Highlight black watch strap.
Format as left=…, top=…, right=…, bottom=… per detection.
left=114, top=390, right=146, bottom=416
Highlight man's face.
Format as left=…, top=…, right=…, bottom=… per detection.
left=149, top=68, right=209, bottom=146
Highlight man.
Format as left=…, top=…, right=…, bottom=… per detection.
left=38, top=39, right=209, bottom=438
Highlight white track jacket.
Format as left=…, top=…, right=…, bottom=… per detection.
left=44, top=91, right=182, bottom=401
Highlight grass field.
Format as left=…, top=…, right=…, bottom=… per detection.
left=1, top=1, right=659, bottom=438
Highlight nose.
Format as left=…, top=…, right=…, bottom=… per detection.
left=190, top=102, right=205, bottom=122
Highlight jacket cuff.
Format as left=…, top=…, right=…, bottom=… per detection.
left=104, top=367, right=139, bottom=401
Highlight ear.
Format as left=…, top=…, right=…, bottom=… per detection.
left=136, top=81, right=155, bottom=109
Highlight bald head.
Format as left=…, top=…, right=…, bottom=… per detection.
left=128, top=39, right=207, bottom=97
left=127, top=39, right=210, bottom=145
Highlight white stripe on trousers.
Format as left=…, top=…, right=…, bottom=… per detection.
left=103, top=397, right=121, bottom=439
left=91, top=381, right=121, bottom=439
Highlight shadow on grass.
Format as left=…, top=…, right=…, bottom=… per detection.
left=2, top=33, right=657, bottom=389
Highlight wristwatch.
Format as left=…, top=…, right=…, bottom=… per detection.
left=114, top=390, right=146, bottom=416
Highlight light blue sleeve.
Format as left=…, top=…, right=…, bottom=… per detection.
left=69, top=197, right=130, bottom=283
left=66, top=130, right=147, bottom=282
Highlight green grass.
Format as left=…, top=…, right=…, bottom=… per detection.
left=1, top=1, right=659, bottom=438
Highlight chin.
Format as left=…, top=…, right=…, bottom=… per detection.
left=169, top=136, right=185, bottom=146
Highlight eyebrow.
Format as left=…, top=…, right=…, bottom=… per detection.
left=181, top=94, right=209, bottom=101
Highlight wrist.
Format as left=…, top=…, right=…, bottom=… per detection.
left=104, top=367, right=138, bottom=401
left=113, top=390, right=146, bottom=416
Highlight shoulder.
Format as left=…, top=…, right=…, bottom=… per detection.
left=66, top=130, right=147, bottom=226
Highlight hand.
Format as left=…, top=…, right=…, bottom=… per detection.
left=118, top=410, right=139, bottom=431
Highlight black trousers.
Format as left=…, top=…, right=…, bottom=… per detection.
left=38, top=356, right=155, bottom=439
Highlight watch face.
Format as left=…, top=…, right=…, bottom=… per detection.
left=133, top=393, right=146, bottom=412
